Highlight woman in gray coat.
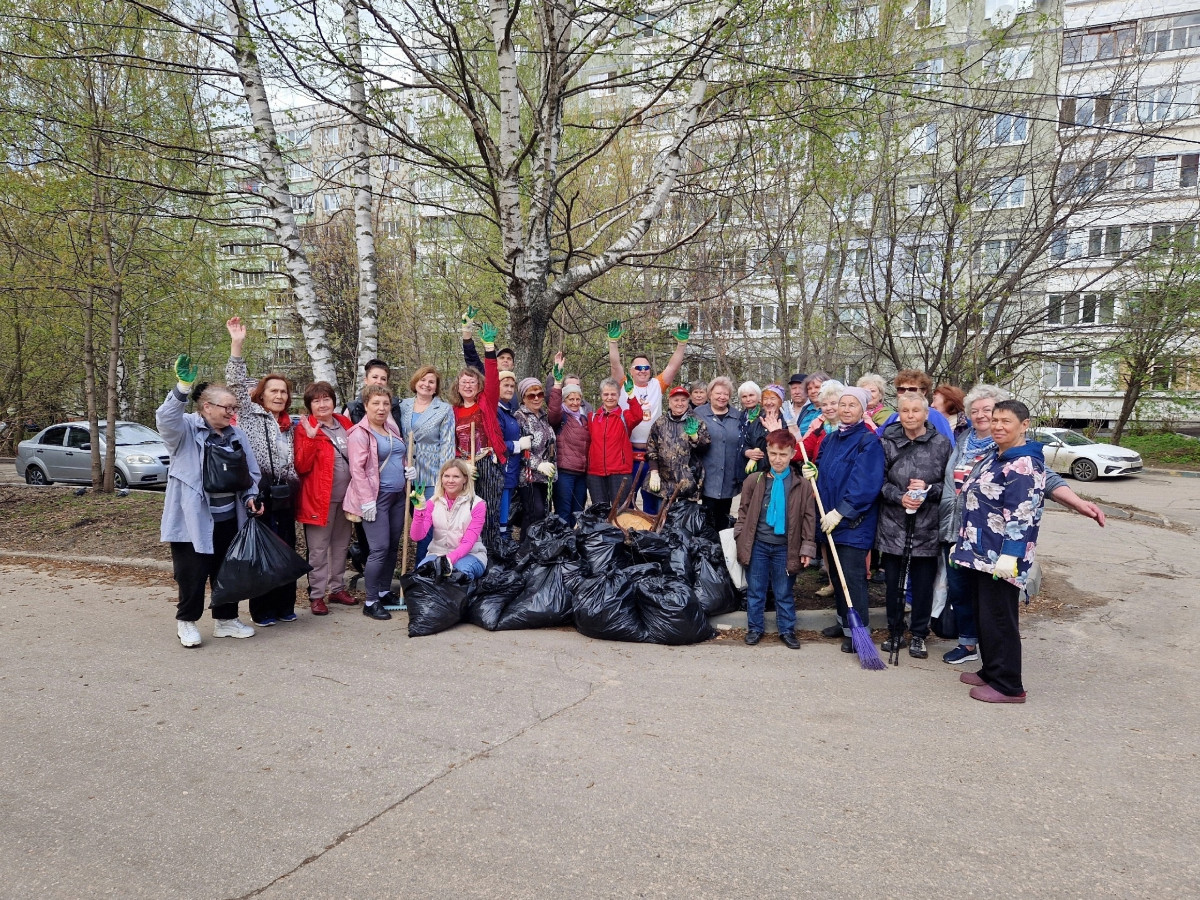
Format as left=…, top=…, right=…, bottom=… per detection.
left=693, top=376, right=744, bottom=529
left=877, top=392, right=952, bottom=659
left=157, top=356, right=262, bottom=649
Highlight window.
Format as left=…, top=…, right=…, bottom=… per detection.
left=986, top=113, right=1028, bottom=145
left=906, top=183, right=930, bottom=213
left=39, top=426, right=67, bottom=446
left=1061, top=94, right=1132, bottom=127
left=1078, top=161, right=1109, bottom=194
left=1062, top=23, right=1136, bottom=64
left=1141, top=13, right=1200, bottom=55
left=976, top=176, right=1026, bottom=210
left=1183, top=154, right=1199, bottom=187
left=915, top=245, right=935, bottom=274
left=913, top=57, right=943, bottom=89
left=977, top=238, right=1017, bottom=273
left=1048, top=294, right=1114, bottom=325
left=902, top=304, right=930, bottom=334
left=1054, top=359, right=1093, bottom=388
left=1139, top=86, right=1177, bottom=123
left=1087, top=226, right=1122, bottom=257
left=835, top=5, right=879, bottom=41
left=844, top=247, right=869, bottom=275
left=322, top=193, right=342, bottom=212
left=907, top=122, right=937, bottom=154
left=851, top=193, right=874, bottom=224
left=66, top=427, right=90, bottom=449
left=286, top=162, right=309, bottom=182
left=291, top=193, right=313, bottom=213
left=983, top=45, right=1033, bottom=81
left=632, top=11, right=656, bottom=37
left=984, top=0, right=1035, bottom=23
left=912, top=0, right=946, bottom=28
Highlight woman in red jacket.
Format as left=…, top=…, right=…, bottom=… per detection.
left=293, top=381, right=357, bottom=616
left=586, top=377, right=642, bottom=506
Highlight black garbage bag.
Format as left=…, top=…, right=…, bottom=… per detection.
left=488, top=537, right=521, bottom=570
left=402, top=560, right=471, bottom=636
left=466, top=565, right=524, bottom=631
left=576, top=506, right=632, bottom=575
left=573, top=567, right=649, bottom=643
left=664, top=530, right=698, bottom=584
left=692, top=541, right=738, bottom=616
left=665, top=500, right=720, bottom=545
left=516, top=516, right=578, bottom=567
left=211, top=517, right=312, bottom=606
left=495, top=560, right=582, bottom=630
left=347, top=522, right=369, bottom=574
left=635, top=572, right=716, bottom=645
left=629, top=529, right=673, bottom=569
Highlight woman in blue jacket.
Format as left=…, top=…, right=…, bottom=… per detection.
left=813, top=385, right=885, bottom=654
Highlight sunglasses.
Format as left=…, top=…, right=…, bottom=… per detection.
left=525, top=391, right=545, bottom=399
left=632, top=365, right=651, bottom=372
left=896, top=385, right=923, bottom=393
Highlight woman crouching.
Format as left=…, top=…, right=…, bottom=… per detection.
left=409, top=459, right=488, bottom=580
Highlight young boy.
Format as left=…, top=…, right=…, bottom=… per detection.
left=733, top=430, right=818, bottom=649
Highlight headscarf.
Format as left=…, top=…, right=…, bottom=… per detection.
left=518, top=377, right=542, bottom=400
left=837, top=386, right=871, bottom=432
left=763, top=384, right=786, bottom=404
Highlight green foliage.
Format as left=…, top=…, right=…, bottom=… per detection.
left=1118, top=433, right=1200, bottom=470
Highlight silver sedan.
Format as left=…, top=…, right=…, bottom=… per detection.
left=15, top=422, right=170, bottom=489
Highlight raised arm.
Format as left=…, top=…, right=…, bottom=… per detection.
left=659, top=322, right=690, bottom=385
left=224, top=317, right=254, bottom=414
left=606, top=319, right=626, bottom=383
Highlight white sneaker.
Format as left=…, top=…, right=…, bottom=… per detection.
left=213, top=618, right=255, bottom=639
left=177, top=620, right=202, bottom=648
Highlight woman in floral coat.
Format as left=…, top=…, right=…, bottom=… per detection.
left=950, top=399, right=1046, bottom=704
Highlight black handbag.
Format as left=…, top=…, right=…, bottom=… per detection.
left=262, top=429, right=293, bottom=510
left=203, top=437, right=253, bottom=494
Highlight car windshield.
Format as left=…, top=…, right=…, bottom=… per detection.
left=1056, top=431, right=1095, bottom=447
left=97, top=423, right=162, bottom=446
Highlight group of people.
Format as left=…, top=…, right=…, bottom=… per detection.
left=156, top=313, right=1105, bottom=704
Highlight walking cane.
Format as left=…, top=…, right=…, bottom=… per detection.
left=889, top=512, right=916, bottom=667
left=797, top=438, right=886, bottom=670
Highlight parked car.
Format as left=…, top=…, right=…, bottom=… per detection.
left=1029, top=427, right=1142, bottom=482
left=15, top=422, right=170, bottom=489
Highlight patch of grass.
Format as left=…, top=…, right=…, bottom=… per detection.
left=0, top=486, right=168, bottom=559
left=1117, top=433, right=1200, bottom=470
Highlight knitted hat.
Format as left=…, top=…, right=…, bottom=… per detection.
left=764, top=384, right=786, bottom=403
left=498, top=369, right=517, bottom=383
left=518, top=377, right=543, bottom=399
left=839, top=385, right=871, bottom=414
left=562, top=383, right=583, bottom=399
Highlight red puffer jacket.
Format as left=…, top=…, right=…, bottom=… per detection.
left=586, top=397, right=642, bottom=476
left=293, top=413, right=354, bottom=527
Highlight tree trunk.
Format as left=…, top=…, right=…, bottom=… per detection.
left=343, top=0, right=379, bottom=374
left=223, top=0, right=340, bottom=397
left=82, top=284, right=103, bottom=487
left=1112, top=374, right=1145, bottom=446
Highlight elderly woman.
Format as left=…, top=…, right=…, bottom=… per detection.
left=157, top=358, right=261, bottom=648
left=225, top=317, right=299, bottom=627
left=950, top=400, right=1045, bottom=703
left=294, top=381, right=356, bottom=616
left=799, top=379, right=845, bottom=462
left=410, top=459, right=488, bottom=580
left=876, top=392, right=953, bottom=659
left=548, top=357, right=591, bottom=525
left=857, top=373, right=894, bottom=428
left=694, top=375, right=743, bottom=528
left=496, top=369, right=522, bottom=542
left=585, top=377, right=642, bottom=506
left=740, top=384, right=786, bottom=479
left=346, top=384, right=410, bottom=621
left=814, top=385, right=885, bottom=654
left=400, top=365, right=455, bottom=562
left=796, top=371, right=830, bottom=434
left=736, top=381, right=764, bottom=483
left=688, top=381, right=708, bottom=410
left=646, top=385, right=711, bottom=501
left=514, top=376, right=557, bottom=526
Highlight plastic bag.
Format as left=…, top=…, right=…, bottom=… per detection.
left=466, top=565, right=524, bottom=631
left=693, top=541, right=738, bottom=616
left=211, top=517, right=312, bottom=606
left=516, top=516, right=578, bottom=567
left=495, top=560, right=582, bottom=630
left=665, top=531, right=696, bottom=585
left=573, top=568, right=649, bottom=643
left=402, top=560, right=471, bottom=636
left=629, top=529, right=672, bottom=569
left=718, top=527, right=747, bottom=591
left=636, top=572, right=715, bottom=645
left=576, top=506, right=631, bottom=575
left=665, top=500, right=720, bottom=544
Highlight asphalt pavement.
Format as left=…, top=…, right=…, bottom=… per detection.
left=3, top=476, right=1199, bottom=899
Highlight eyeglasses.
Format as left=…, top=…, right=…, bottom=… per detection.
left=525, top=391, right=545, bottom=399
left=206, top=402, right=238, bottom=414
left=632, top=365, right=651, bottom=372
left=896, top=385, right=923, bottom=393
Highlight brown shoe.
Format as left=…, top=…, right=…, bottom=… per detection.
left=328, top=589, right=359, bottom=606
left=969, top=684, right=1026, bottom=704
left=310, top=596, right=330, bottom=616
left=959, top=672, right=986, bottom=686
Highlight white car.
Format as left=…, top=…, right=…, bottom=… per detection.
left=1029, top=428, right=1142, bottom=482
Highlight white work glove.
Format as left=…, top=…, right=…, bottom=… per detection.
left=537, top=462, right=557, bottom=480
left=464, top=461, right=477, bottom=480
left=404, top=465, right=418, bottom=482
left=360, top=501, right=377, bottom=523
left=515, top=436, right=533, bottom=452
left=992, top=554, right=1019, bottom=580
left=820, top=509, right=843, bottom=534
left=647, top=471, right=661, bottom=493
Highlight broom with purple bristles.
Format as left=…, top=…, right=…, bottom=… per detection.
left=798, top=439, right=886, bottom=671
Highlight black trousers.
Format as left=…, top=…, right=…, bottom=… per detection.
left=702, top=495, right=734, bottom=531
left=475, top=456, right=503, bottom=553
left=250, top=500, right=297, bottom=622
left=882, top=552, right=938, bottom=638
left=830, top=543, right=870, bottom=632
left=171, top=517, right=239, bottom=622
left=586, top=473, right=629, bottom=507
left=969, top=569, right=1024, bottom=696
left=518, top=482, right=549, bottom=529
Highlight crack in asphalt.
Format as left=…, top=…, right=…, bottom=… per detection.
left=225, top=679, right=600, bottom=900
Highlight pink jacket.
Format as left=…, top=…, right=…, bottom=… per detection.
left=343, top=415, right=405, bottom=516
left=410, top=494, right=487, bottom=565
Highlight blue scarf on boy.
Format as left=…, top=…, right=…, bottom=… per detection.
left=765, top=469, right=788, bottom=535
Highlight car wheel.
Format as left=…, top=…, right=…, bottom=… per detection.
left=114, top=469, right=129, bottom=490
left=25, top=465, right=50, bottom=486
left=1071, top=458, right=1098, bottom=482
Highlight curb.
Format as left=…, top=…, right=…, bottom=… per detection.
left=0, top=549, right=173, bottom=573
left=712, top=606, right=886, bottom=635
left=1142, top=467, right=1200, bottom=478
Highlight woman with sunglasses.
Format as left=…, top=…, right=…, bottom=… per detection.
left=514, top=377, right=557, bottom=527
left=877, top=370, right=956, bottom=441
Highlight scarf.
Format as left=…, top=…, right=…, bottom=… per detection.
left=765, top=469, right=788, bottom=535
left=965, top=428, right=996, bottom=458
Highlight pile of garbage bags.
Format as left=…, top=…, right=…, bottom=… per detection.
left=402, top=502, right=739, bottom=644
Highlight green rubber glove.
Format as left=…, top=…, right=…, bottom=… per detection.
left=745, top=459, right=758, bottom=475
left=623, top=375, right=635, bottom=395
left=552, top=363, right=564, bottom=383
left=802, top=461, right=818, bottom=481
left=461, top=304, right=479, bottom=325
left=479, top=322, right=498, bottom=350
left=671, top=321, right=691, bottom=342
left=684, top=416, right=700, bottom=437
left=607, top=319, right=625, bottom=342
left=410, top=482, right=427, bottom=510
left=174, top=354, right=198, bottom=387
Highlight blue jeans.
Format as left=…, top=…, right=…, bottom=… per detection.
left=944, top=544, right=978, bottom=645
left=746, top=542, right=796, bottom=634
left=554, top=470, right=588, bottom=525
left=419, top=554, right=485, bottom=580
left=630, top=450, right=660, bottom=516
